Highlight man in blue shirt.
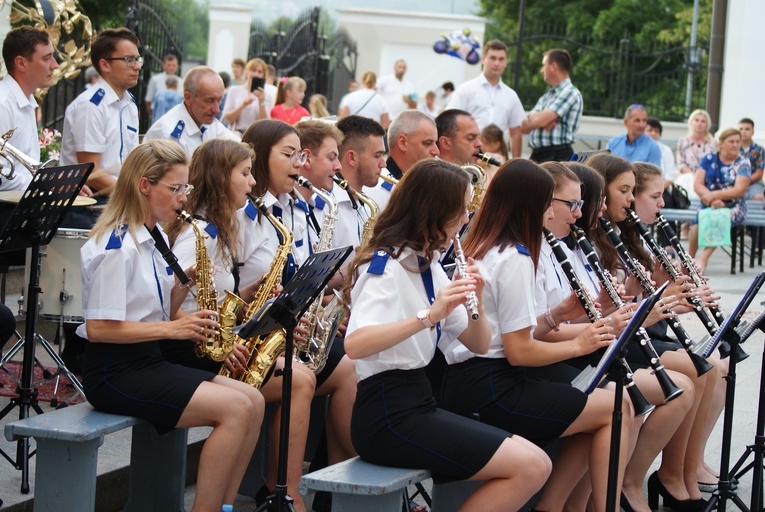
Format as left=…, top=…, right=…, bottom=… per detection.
left=607, top=104, right=662, bottom=166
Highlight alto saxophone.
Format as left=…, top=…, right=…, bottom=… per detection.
left=460, top=164, right=486, bottom=214
left=176, top=210, right=237, bottom=362
left=379, top=170, right=399, bottom=187
left=219, top=195, right=294, bottom=389
left=293, top=175, right=347, bottom=373
left=333, top=173, right=379, bottom=248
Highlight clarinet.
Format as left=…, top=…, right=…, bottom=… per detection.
left=656, top=214, right=725, bottom=328
left=628, top=210, right=717, bottom=332
left=543, top=229, right=655, bottom=416
left=573, top=225, right=710, bottom=384
left=452, top=235, right=480, bottom=320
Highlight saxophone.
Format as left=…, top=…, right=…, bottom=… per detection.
left=460, top=164, right=486, bottom=214
left=176, top=210, right=237, bottom=362
left=219, top=195, right=294, bottom=389
left=293, top=175, right=347, bottom=373
left=379, top=170, right=399, bottom=187
left=333, top=173, right=379, bottom=248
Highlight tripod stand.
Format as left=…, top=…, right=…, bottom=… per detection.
left=237, top=245, right=351, bottom=512
left=701, top=272, right=765, bottom=512
left=0, top=163, right=92, bottom=493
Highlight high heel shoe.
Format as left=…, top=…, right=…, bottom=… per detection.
left=647, top=471, right=707, bottom=512
left=620, top=492, right=636, bottom=512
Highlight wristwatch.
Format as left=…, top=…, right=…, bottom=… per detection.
left=417, top=308, right=435, bottom=329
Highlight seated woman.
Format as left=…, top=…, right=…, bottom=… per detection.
left=79, top=139, right=264, bottom=512
left=440, top=159, right=633, bottom=512
left=689, top=127, right=752, bottom=271
left=343, top=159, right=552, bottom=511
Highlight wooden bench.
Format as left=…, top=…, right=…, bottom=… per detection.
left=4, top=402, right=188, bottom=512
left=299, top=456, right=430, bottom=512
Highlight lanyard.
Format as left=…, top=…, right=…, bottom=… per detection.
left=418, top=257, right=441, bottom=344
left=150, top=247, right=170, bottom=320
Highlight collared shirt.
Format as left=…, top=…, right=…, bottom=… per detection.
left=0, top=74, right=38, bottom=191
left=60, top=77, right=139, bottom=179
left=606, top=133, right=662, bottom=166
left=376, top=74, right=415, bottom=118
left=447, top=73, right=525, bottom=132
left=348, top=247, right=468, bottom=381
left=76, top=224, right=172, bottom=339
left=528, top=77, right=583, bottom=148
left=143, top=102, right=239, bottom=159
left=332, top=185, right=376, bottom=262
left=740, top=142, right=764, bottom=175
left=534, top=238, right=570, bottom=316
left=172, top=201, right=267, bottom=313
left=362, top=157, right=401, bottom=214
left=443, top=243, right=537, bottom=365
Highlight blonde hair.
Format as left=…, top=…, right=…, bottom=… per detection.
left=309, top=94, right=330, bottom=118
left=718, top=127, right=742, bottom=144
left=90, top=140, right=188, bottom=244
left=244, top=58, right=267, bottom=77
left=687, top=109, right=713, bottom=142
left=361, top=71, right=376, bottom=89
left=274, top=76, right=306, bottom=106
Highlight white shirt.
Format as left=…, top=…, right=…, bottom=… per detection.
left=658, top=141, right=677, bottom=181
left=332, top=185, right=377, bottom=262
left=376, top=74, right=415, bottom=118
left=447, top=73, right=525, bottom=132
left=362, top=173, right=395, bottom=214
left=443, top=244, right=537, bottom=365
left=145, top=72, right=169, bottom=107
left=338, top=89, right=389, bottom=123
left=222, top=84, right=274, bottom=132
left=76, top=224, right=172, bottom=339
left=417, top=102, right=439, bottom=119
left=0, top=75, right=38, bottom=191
left=534, top=238, right=571, bottom=316
left=172, top=201, right=266, bottom=313
left=60, top=78, right=139, bottom=179
left=143, top=102, right=239, bottom=159
left=347, top=247, right=468, bottom=381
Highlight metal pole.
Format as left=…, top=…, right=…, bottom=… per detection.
left=684, top=0, right=700, bottom=119
left=705, top=0, right=727, bottom=133
left=513, top=0, right=526, bottom=91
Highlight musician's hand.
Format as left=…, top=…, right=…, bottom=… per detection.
left=464, top=258, right=485, bottom=302
left=605, top=304, right=635, bottom=335
left=78, top=184, right=94, bottom=197
left=696, top=284, right=721, bottom=308
left=430, top=275, right=477, bottom=323
left=293, top=317, right=310, bottom=346
left=171, top=309, right=219, bottom=341
left=624, top=273, right=644, bottom=298
left=644, top=295, right=680, bottom=327
left=553, top=290, right=587, bottom=323
left=573, top=317, right=614, bottom=355
left=223, top=343, right=250, bottom=373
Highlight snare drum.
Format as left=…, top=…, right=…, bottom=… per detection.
left=25, top=228, right=89, bottom=323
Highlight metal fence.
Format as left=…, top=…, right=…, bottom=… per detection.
left=506, top=26, right=708, bottom=122
left=248, top=7, right=358, bottom=114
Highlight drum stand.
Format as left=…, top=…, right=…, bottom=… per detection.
left=0, top=162, right=92, bottom=493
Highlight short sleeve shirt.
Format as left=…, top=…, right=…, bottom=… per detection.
left=447, top=73, right=525, bottom=132
left=0, top=75, right=38, bottom=191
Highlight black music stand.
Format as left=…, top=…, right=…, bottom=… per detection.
left=701, top=272, right=765, bottom=512
left=573, top=282, right=667, bottom=512
left=0, top=163, right=92, bottom=493
left=236, top=245, right=352, bottom=512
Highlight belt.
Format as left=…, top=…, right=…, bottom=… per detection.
left=532, top=143, right=573, bottom=150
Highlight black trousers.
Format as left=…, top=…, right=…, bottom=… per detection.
left=530, top=144, right=574, bottom=163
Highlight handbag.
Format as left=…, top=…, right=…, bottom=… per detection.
left=698, top=207, right=732, bottom=247
left=662, top=183, right=691, bottom=209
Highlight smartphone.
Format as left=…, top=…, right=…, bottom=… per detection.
left=250, top=77, right=265, bottom=93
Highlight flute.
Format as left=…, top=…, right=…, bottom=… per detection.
left=452, top=235, right=480, bottom=321
left=573, top=223, right=711, bottom=380
left=543, top=229, right=655, bottom=416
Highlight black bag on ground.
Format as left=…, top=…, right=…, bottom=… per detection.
left=663, top=183, right=691, bottom=209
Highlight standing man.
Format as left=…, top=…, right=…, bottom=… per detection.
left=447, top=40, right=525, bottom=158
left=521, top=49, right=583, bottom=162
left=738, top=117, right=765, bottom=200
left=376, top=60, right=416, bottom=119
left=145, top=52, right=178, bottom=123
left=606, top=104, right=662, bottom=166
left=435, top=109, right=483, bottom=166
left=364, top=109, right=440, bottom=211
left=143, top=66, right=238, bottom=159
left=60, top=27, right=142, bottom=195
left=0, top=26, right=59, bottom=192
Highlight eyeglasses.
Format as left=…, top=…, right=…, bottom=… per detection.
left=105, top=55, right=144, bottom=68
left=157, top=181, right=194, bottom=195
left=552, top=198, right=584, bottom=212
left=281, top=149, right=308, bottom=166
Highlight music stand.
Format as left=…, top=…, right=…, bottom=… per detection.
left=236, top=245, right=352, bottom=512
left=701, top=272, right=765, bottom=512
left=572, top=281, right=667, bottom=512
left=569, top=148, right=611, bottom=163
left=0, top=163, right=93, bottom=493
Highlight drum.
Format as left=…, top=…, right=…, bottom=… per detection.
left=24, top=228, right=89, bottom=323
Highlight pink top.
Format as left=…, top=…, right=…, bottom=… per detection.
left=270, top=104, right=310, bottom=125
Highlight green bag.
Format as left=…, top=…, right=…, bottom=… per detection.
left=698, top=207, right=731, bottom=247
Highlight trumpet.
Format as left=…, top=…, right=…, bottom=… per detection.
left=0, top=128, right=43, bottom=180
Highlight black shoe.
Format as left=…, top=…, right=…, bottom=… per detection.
left=312, top=490, right=331, bottom=512
left=647, top=471, right=707, bottom=512
left=621, top=491, right=635, bottom=512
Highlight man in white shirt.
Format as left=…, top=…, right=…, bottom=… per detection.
left=0, top=26, right=59, bottom=191
left=60, top=27, right=142, bottom=195
left=144, top=66, right=239, bottom=159
left=447, top=40, right=525, bottom=158
left=435, top=109, right=483, bottom=166
left=145, top=52, right=178, bottom=122
left=376, top=60, right=416, bottom=119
